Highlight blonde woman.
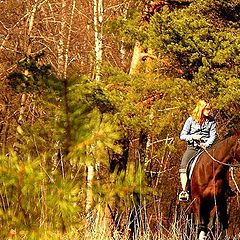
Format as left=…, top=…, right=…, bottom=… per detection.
left=178, top=100, right=217, bottom=201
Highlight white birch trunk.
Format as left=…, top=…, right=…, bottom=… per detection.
left=86, top=164, right=94, bottom=213
left=14, top=0, right=38, bottom=150
left=93, top=0, right=103, bottom=81
left=56, top=0, right=76, bottom=162
left=85, top=0, right=104, bottom=219
left=57, top=0, right=66, bottom=80
left=64, top=0, right=76, bottom=80
left=144, top=110, right=154, bottom=167
left=57, top=0, right=76, bottom=80
left=120, top=4, right=129, bottom=67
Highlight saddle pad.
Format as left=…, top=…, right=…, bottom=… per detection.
left=188, top=151, right=203, bottom=179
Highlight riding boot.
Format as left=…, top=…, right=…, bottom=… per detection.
left=179, top=172, right=189, bottom=201
left=180, top=172, right=187, bottom=191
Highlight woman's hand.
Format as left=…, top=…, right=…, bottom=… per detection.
left=199, top=142, right=207, bottom=149
left=191, top=134, right=203, bottom=141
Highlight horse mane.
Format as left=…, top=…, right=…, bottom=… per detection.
left=209, top=131, right=239, bottom=152
left=211, top=136, right=231, bottom=149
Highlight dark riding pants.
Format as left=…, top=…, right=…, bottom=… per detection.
left=179, top=145, right=199, bottom=173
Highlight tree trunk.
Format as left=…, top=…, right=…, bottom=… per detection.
left=93, top=0, right=103, bottom=81
left=86, top=164, right=94, bottom=213
left=120, top=3, right=129, bottom=69
left=85, top=0, right=104, bottom=224
left=14, top=0, right=38, bottom=151
left=57, top=0, right=76, bottom=170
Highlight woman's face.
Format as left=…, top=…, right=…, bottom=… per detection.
left=202, top=105, right=212, bottom=117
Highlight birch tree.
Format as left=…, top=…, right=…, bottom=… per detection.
left=93, top=0, right=104, bottom=81
left=55, top=0, right=77, bottom=169
left=13, top=0, right=39, bottom=151
left=85, top=0, right=105, bottom=219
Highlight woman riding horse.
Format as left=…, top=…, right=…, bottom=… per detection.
left=179, top=100, right=217, bottom=201
left=178, top=100, right=235, bottom=201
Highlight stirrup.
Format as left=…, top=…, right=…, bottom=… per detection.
left=179, top=191, right=189, bottom=201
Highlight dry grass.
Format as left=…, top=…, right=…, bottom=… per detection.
left=4, top=201, right=239, bottom=240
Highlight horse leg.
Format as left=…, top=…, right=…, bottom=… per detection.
left=198, top=200, right=211, bottom=240
left=191, top=197, right=207, bottom=240
left=191, top=197, right=201, bottom=240
left=218, top=199, right=228, bottom=240
left=207, top=207, right=217, bottom=240
left=208, top=200, right=228, bottom=240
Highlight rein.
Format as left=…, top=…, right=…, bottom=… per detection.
left=201, top=146, right=240, bottom=194
left=230, top=167, right=240, bottom=194
left=201, top=146, right=240, bottom=168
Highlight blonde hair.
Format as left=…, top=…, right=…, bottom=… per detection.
left=192, top=100, right=211, bottom=123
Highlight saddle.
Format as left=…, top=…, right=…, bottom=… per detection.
left=186, top=150, right=204, bottom=180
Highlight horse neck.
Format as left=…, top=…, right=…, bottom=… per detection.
left=209, top=135, right=237, bottom=164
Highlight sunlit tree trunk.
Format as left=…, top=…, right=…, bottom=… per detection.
left=0, top=98, right=9, bottom=155
left=85, top=0, right=104, bottom=220
left=14, top=0, right=38, bottom=151
left=86, top=164, right=94, bottom=213
left=57, top=0, right=66, bottom=80
left=64, top=0, right=76, bottom=80
left=129, top=41, right=143, bottom=75
left=120, top=3, right=129, bottom=68
left=56, top=0, right=76, bottom=174
left=93, top=0, right=103, bottom=81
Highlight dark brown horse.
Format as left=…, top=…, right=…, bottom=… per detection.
left=189, top=132, right=240, bottom=239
